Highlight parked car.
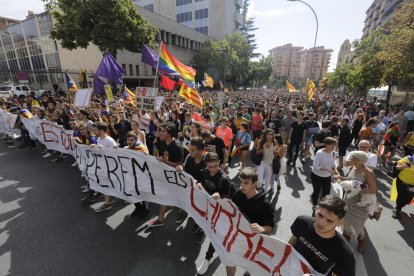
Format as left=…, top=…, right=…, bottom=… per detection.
left=0, top=84, right=36, bottom=98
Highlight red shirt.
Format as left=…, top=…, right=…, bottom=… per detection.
left=251, top=113, right=263, bottom=131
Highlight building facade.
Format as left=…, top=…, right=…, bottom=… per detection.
left=0, top=16, right=19, bottom=29
left=336, top=39, right=355, bottom=69
left=362, top=0, right=404, bottom=37
left=135, top=0, right=242, bottom=40
left=0, top=5, right=211, bottom=90
left=269, top=44, right=332, bottom=82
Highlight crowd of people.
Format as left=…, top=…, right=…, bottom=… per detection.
left=1, top=87, right=414, bottom=276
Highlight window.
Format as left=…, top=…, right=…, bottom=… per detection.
left=144, top=4, right=154, bottom=11
left=176, top=0, right=192, bottom=6
left=122, top=64, right=126, bottom=75
left=136, top=65, right=140, bottom=76
left=195, top=8, right=208, bottom=19
left=129, top=64, right=133, bottom=76
left=195, top=26, right=208, bottom=35
left=176, top=12, right=192, bottom=23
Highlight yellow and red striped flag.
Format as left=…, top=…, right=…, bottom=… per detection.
left=204, top=73, right=214, bottom=88
left=124, top=86, right=136, bottom=106
left=178, top=84, right=203, bottom=108
left=308, top=80, right=317, bottom=101
left=286, top=80, right=297, bottom=92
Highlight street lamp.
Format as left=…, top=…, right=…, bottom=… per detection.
left=287, top=0, right=319, bottom=81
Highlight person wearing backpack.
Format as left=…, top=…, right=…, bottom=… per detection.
left=196, top=152, right=235, bottom=275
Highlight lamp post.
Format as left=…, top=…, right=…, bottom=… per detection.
left=287, top=0, right=319, bottom=82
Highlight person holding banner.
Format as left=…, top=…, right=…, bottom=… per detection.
left=148, top=122, right=184, bottom=227
left=288, top=195, right=356, bottom=276
left=91, top=122, right=118, bottom=212
left=227, top=167, right=274, bottom=276
left=124, top=131, right=151, bottom=219
left=197, top=152, right=235, bottom=275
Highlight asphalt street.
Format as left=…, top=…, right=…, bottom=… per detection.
left=0, top=141, right=413, bottom=276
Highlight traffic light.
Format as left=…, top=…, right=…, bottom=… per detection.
left=320, top=78, right=328, bottom=92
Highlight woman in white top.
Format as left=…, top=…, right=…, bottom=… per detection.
left=311, top=137, right=338, bottom=213
left=256, top=128, right=276, bottom=194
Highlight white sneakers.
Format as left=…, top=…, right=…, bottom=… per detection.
left=42, top=152, right=52, bottom=158
left=197, top=259, right=210, bottom=275
left=71, top=161, right=77, bottom=167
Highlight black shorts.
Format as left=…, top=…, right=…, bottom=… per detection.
left=338, top=146, right=347, bottom=157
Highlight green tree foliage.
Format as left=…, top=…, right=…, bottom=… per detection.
left=42, top=0, right=158, bottom=57
left=329, top=0, right=414, bottom=94
left=193, top=33, right=254, bottom=89
left=249, top=55, right=273, bottom=87
left=240, top=0, right=258, bottom=55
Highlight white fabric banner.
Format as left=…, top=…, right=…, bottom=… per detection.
left=74, top=144, right=319, bottom=276
left=22, top=118, right=75, bottom=155
left=2, top=116, right=320, bottom=275
left=0, top=109, right=20, bottom=138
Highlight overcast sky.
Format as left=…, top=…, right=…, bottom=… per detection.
left=2, top=0, right=373, bottom=71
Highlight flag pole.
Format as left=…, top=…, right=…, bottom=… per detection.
left=153, top=42, right=162, bottom=89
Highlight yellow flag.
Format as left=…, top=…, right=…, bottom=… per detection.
left=308, top=80, right=316, bottom=101
left=286, top=80, right=297, bottom=92
left=204, top=73, right=214, bottom=88
left=104, top=84, right=114, bottom=101
left=178, top=84, right=203, bottom=108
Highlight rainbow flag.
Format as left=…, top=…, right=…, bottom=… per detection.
left=124, top=86, right=136, bottom=106
left=159, top=42, right=196, bottom=86
left=286, top=80, right=297, bottom=92
left=178, top=84, right=203, bottom=108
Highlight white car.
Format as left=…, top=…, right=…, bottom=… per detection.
left=0, top=84, right=41, bottom=98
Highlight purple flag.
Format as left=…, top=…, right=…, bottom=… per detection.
left=94, top=52, right=124, bottom=94
left=141, top=44, right=158, bottom=68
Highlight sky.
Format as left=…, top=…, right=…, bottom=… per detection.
left=2, top=0, right=373, bottom=71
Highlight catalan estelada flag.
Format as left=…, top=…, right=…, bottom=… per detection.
left=159, top=42, right=196, bottom=86
left=286, top=80, right=297, bottom=92
left=204, top=73, right=214, bottom=88
left=65, top=72, right=77, bottom=92
left=178, top=84, right=203, bottom=108
left=19, top=109, right=33, bottom=119
left=124, top=86, right=136, bottom=106
left=308, top=80, right=317, bottom=101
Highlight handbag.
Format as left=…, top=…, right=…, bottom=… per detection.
left=249, top=148, right=263, bottom=166
left=369, top=202, right=383, bottom=221
left=272, top=155, right=281, bottom=174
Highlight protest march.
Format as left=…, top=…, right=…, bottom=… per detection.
left=1, top=41, right=414, bottom=276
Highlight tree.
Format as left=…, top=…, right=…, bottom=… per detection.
left=249, top=55, right=273, bottom=87
left=240, top=0, right=259, bottom=56
left=192, top=33, right=254, bottom=89
left=42, top=0, right=158, bottom=57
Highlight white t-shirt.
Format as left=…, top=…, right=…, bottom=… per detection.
left=97, top=135, right=117, bottom=149
left=312, top=150, right=336, bottom=178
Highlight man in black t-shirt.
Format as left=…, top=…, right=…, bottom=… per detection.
left=287, top=111, right=307, bottom=167
left=200, top=129, right=228, bottom=171
left=265, top=110, right=282, bottom=135
left=148, top=122, right=184, bottom=228
left=196, top=153, right=234, bottom=275
left=288, top=195, right=355, bottom=276
left=313, top=121, right=332, bottom=153
left=114, top=111, right=132, bottom=147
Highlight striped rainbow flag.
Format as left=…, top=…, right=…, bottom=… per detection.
left=159, top=42, right=196, bottom=86
left=178, top=84, right=203, bottom=109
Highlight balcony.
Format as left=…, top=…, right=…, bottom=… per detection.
left=235, top=0, right=243, bottom=8
left=235, top=12, right=242, bottom=25
left=383, top=0, right=402, bottom=17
